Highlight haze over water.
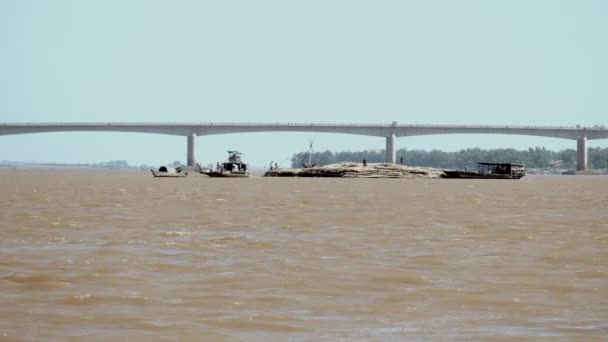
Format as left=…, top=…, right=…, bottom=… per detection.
left=0, top=169, right=606, bottom=340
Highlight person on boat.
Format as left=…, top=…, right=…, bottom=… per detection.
left=269, top=161, right=274, bottom=170
left=363, top=158, right=367, bottom=167
left=400, top=156, right=404, bottom=165
left=274, top=162, right=278, bottom=170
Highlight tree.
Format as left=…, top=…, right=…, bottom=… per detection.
left=290, top=147, right=608, bottom=170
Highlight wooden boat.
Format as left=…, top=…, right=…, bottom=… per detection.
left=201, top=151, right=250, bottom=178
left=442, top=163, right=525, bottom=179
left=151, top=166, right=188, bottom=177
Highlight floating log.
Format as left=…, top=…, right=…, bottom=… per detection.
left=264, top=162, right=444, bottom=178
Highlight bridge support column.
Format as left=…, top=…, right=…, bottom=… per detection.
left=385, top=134, right=396, bottom=164
left=577, top=136, right=587, bottom=171
left=187, top=133, right=196, bottom=166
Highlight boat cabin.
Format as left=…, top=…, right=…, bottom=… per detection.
left=478, top=163, right=525, bottom=177
left=223, top=151, right=247, bottom=172
left=227, top=151, right=243, bottom=164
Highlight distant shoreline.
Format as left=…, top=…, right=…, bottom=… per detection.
left=2, top=163, right=605, bottom=176
left=0, top=164, right=144, bottom=171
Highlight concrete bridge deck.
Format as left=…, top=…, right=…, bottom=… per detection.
left=1, top=122, right=607, bottom=170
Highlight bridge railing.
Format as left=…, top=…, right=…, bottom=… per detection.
left=2, top=122, right=606, bottom=130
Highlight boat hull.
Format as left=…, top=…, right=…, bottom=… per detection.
left=442, top=170, right=523, bottom=179
left=151, top=170, right=188, bottom=177
left=201, top=171, right=250, bottom=178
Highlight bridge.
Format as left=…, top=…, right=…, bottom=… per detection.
left=1, top=122, right=607, bottom=171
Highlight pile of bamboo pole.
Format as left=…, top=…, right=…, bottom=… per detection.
left=264, top=162, right=444, bottom=178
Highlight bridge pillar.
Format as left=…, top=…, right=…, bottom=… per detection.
left=577, top=136, right=587, bottom=171
left=187, top=133, right=196, bottom=166
left=385, top=134, right=396, bottom=164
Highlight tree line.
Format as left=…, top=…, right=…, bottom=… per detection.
left=291, top=147, right=608, bottom=170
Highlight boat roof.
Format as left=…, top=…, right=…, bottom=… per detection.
left=478, top=162, right=525, bottom=167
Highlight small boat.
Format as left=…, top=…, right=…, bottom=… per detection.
left=151, top=166, right=188, bottom=177
left=202, top=151, right=250, bottom=178
left=442, top=163, right=525, bottom=179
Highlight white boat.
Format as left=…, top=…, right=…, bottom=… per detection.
left=201, top=151, right=250, bottom=178
left=151, top=166, right=188, bottom=177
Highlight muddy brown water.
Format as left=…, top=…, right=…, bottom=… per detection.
left=0, top=169, right=606, bottom=341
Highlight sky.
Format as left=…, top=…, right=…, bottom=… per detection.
left=1, top=0, right=607, bottom=167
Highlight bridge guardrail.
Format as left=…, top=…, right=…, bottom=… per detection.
left=2, top=122, right=605, bottom=130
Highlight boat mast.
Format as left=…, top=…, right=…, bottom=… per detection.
left=307, top=143, right=312, bottom=167
left=300, top=138, right=315, bottom=168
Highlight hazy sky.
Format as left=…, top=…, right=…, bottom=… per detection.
left=1, top=0, right=607, bottom=166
